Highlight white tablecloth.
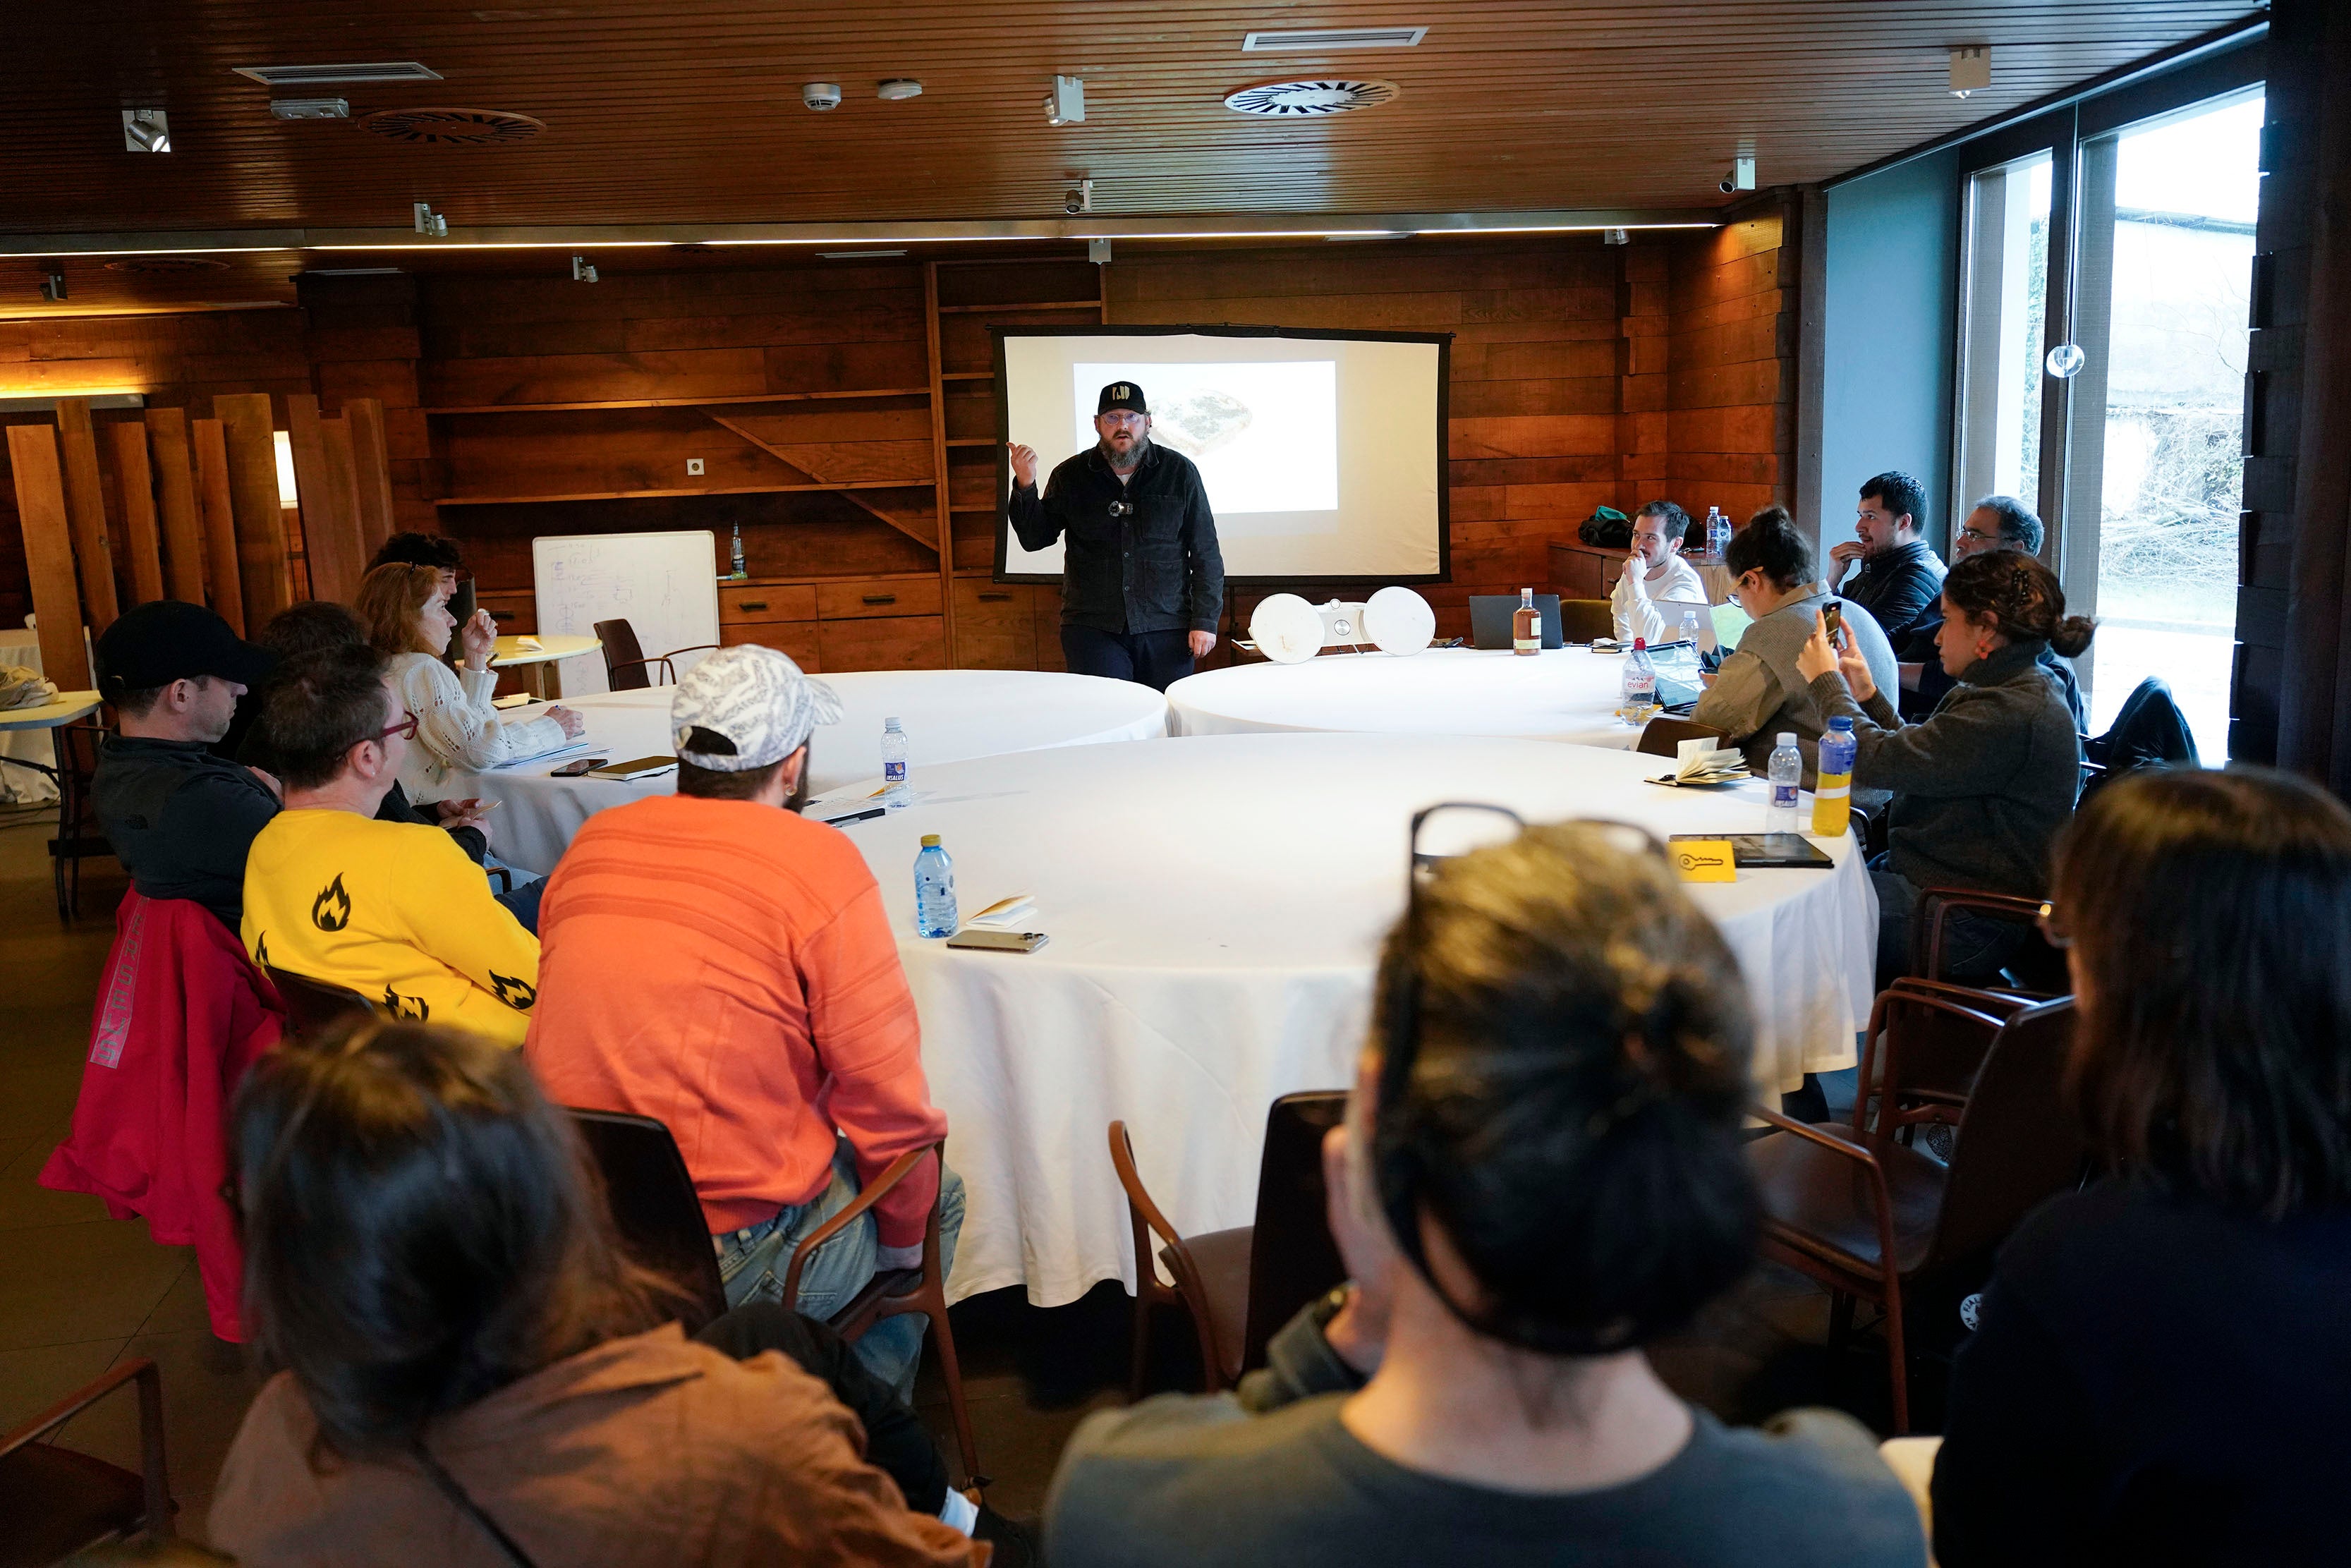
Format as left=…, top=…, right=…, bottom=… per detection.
left=1167, top=646, right=1649, bottom=748
left=446, top=669, right=1170, bottom=875
left=830, top=732, right=1875, bottom=1307
left=1, top=628, right=60, bottom=806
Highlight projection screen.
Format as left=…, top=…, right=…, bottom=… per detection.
left=992, top=326, right=1450, bottom=585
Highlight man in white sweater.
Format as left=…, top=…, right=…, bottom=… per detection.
left=1612, top=500, right=1707, bottom=643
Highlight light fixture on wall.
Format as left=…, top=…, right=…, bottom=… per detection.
left=571, top=254, right=600, bottom=282
left=1045, top=75, right=1086, bottom=126
left=413, top=202, right=448, bottom=238
left=121, top=109, right=171, bottom=152
left=1603, top=227, right=1629, bottom=245
left=37, top=267, right=66, bottom=302
left=1949, top=47, right=1991, bottom=99
left=1718, top=156, right=1756, bottom=195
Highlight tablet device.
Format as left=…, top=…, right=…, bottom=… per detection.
left=586, top=755, right=677, bottom=781
left=1725, top=833, right=1835, bottom=868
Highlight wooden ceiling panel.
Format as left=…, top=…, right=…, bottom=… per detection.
left=3, top=1, right=2261, bottom=300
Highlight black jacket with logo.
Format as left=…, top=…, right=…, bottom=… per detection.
left=1008, top=442, right=1225, bottom=636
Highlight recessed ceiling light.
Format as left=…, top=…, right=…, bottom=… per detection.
left=1243, top=28, right=1426, bottom=51
left=233, top=61, right=443, bottom=87
left=877, top=79, right=923, bottom=101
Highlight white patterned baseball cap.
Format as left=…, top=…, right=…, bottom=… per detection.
left=669, top=645, right=842, bottom=771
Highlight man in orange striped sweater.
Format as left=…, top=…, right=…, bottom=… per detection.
left=524, top=647, right=959, bottom=1397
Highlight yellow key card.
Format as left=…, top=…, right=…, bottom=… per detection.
left=1668, top=837, right=1737, bottom=883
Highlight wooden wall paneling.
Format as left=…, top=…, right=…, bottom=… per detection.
left=107, top=420, right=166, bottom=607
left=190, top=418, right=245, bottom=633
left=285, top=394, right=368, bottom=604
left=211, top=395, right=286, bottom=630
left=6, top=423, right=92, bottom=688
left=342, top=398, right=399, bottom=552
left=925, top=261, right=959, bottom=659
left=145, top=408, right=209, bottom=604
left=52, top=399, right=121, bottom=631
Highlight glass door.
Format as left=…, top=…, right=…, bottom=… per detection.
left=2058, top=89, right=2263, bottom=761
left=1956, top=151, right=2055, bottom=513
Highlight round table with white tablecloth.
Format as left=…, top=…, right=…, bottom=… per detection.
left=825, top=731, right=1875, bottom=1308
left=444, top=668, right=1170, bottom=875
left=1166, top=645, right=1657, bottom=748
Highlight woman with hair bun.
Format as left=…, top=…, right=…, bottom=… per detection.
left=1797, top=548, right=2095, bottom=985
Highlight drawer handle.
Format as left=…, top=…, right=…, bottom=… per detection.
left=978, top=592, right=1012, bottom=602
left=737, top=600, right=768, bottom=611
left=861, top=594, right=897, bottom=605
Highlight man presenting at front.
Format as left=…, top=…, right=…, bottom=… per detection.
left=1007, top=382, right=1225, bottom=691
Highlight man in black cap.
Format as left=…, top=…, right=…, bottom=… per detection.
left=1007, top=381, right=1225, bottom=691
left=90, top=600, right=280, bottom=932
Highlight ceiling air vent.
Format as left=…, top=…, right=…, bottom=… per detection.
left=104, top=256, right=231, bottom=274
left=1224, top=79, right=1399, bottom=116
left=1242, top=28, right=1427, bottom=51
left=233, top=61, right=443, bottom=87
left=360, top=107, right=546, bottom=145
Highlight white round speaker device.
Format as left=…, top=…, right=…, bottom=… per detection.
left=1248, top=593, right=1325, bottom=664
left=1364, top=585, right=1436, bottom=657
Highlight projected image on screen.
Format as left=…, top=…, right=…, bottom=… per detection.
left=1072, top=361, right=1338, bottom=517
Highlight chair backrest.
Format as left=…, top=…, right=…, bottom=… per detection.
left=1925, top=999, right=2089, bottom=1272
left=566, top=1107, right=729, bottom=1332
left=593, top=618, right=650, bottom=691
left=1862, top=983, right=2009, bottom=1135
left=1560, top=597, right=1615, bottom=644
left=444, top=577, right=476, bottom=666
left=1636, top=715, right=1728, bottom=758
left=264, top=964, right=377, bottom=1045
left=1241, top=1090, right=1349, bottom=1372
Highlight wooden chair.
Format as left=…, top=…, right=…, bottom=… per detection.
left=593, top=617, right=718, bottom=691
left=0, top=1357, right=174, bottom=1567
left=779, top=1143, right=982, bottom=1490
left=1635, top=715, right=1728, bottom=758
left=1560, top=597, right=1614, bottom=644
left=1748, top=996, right=2085, bottom=1432
left=48, top=718, right=111, bottom=921
left=566, top=1108, right=729, bottom=1333
left=263, top=965, right=377, bottom=1045
left=1110, top=1092, right=1352, bottom=1398
left=1912, top=887, right=2071, bottom=997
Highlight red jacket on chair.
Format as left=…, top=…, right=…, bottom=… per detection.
left=40, top=891, right=284, bottom=1342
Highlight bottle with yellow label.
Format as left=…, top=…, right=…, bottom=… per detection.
left=1512, top=588, right=1541, bottom=655
left=1812, top=715, right=1857, bottom=837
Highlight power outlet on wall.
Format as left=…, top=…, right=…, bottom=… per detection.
left=686, top=458, right=706, bottom=475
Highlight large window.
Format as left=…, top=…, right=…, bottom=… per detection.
left=1951, top=73, right=2259, bottom=764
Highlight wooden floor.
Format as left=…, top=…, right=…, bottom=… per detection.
left=0, top=799, right=1912, bottom=1550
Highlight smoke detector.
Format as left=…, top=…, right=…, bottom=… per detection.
left=1223, top=79, right=1398, bottom=116
left=360, top=107, right=546, bottom=145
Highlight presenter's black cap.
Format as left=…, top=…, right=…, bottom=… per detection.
left=1098, top=381, right=1149, bottom=416
left=94, top=600, right=275, bottom=700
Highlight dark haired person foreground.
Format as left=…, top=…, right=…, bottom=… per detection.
left=1933, top=768, right=2351, bottom=1566
left=240, top=644, right=539, bottom=1044
left=1046, top=822, right=1924, bottom=1567
left=1692, top=506, right=1897, bottom=786
left=528, top=645, right=959, bottom=1399
left=87, top=599, right=279, bottom=932
left=1828, top=470, right=1946, bottom=643
left=209, top=1018, right=978, bottom=1566
left=1798, top=548, right=2093, bottom=986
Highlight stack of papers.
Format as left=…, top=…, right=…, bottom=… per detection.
left=966, top=894, right=1036, bottom=930
left=1648, top=737, right=1750, bottom=789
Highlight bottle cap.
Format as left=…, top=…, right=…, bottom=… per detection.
left=1632, top=637, right=1646, bottom=650
left=885, top=716, right=903, bottom=729
left=921, top=833, right=941, bottom=847
left=1777, top=733, right=1797, bottom=746
left=1830, top=715, right=1854, bottom=730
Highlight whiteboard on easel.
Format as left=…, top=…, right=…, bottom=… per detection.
left=530, top=531, right=721, bottom=698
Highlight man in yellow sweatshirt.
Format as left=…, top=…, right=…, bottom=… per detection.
left=242, top=644, right=538, bottom=1046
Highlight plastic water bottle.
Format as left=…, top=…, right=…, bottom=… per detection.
left=914, top=834, right=957, bottom=938
left=729, top=521, right=748, bottom=578
left=1812, top=716, right=1858, bottom=837
left=1678, top=608, right=1700, bottom=648
left=1618, top=638, right=1658, bottom=723
left=1714, top=508, right=1733, bottom=557
left=881, top=717, right=909, bottom=806
left=1767, top=732, right=1802, bottom=833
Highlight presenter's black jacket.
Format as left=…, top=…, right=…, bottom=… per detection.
left=1008, top=442, right=1225, bottom=636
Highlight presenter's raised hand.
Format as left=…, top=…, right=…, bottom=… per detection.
left=1189, top=629, right=1215, bottom=659
left=1007, top=442, right=1038, bottom=489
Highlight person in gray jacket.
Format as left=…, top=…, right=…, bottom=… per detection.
left=1045, top=822, right=1926, bottom=1568
left=1694, top=506, right=1897, bottom=787
left=1796, top=548, right=2094, bottom=986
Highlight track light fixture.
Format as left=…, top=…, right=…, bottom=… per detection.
left=413, top=202, right=448, bottom=238
left=121, top=109, right=171, bottom=153
left=1064, top=178, right=1094, bottom=215
left=1045, top=75, right=1086, bottom=126
left=39, top=267, right=67, bottom=302
left=571, top=255, right=599, bottom=282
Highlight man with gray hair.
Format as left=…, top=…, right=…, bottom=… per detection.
left=1897, top=496, right=2084, bottom=725
left=525, top=645, right=961, bottom=1398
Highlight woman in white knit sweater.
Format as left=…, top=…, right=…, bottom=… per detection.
left=354, top=563, right=584, bottom=800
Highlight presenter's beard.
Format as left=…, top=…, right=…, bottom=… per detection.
left=1100, top=432, right=1148, bottom=473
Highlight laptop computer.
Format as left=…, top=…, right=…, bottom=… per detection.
left=1468, top=594, right=1563, bottom=650
left=1653, top=599, right=1720, bottom=655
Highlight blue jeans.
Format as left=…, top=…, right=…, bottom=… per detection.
left=1871, top=863, right=2027, bottom=990
left=712, top=1141, right=965, bottom=1402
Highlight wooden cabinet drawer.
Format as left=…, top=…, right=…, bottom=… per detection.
left=818, top=577, right=942, bottom=621
left=953, top=579, right=1030, bottom=629
left=719, top=583, right=818, bottom=623
left=720, top=621, right=821, bottom=670
left=819, top=614, right=947, bottom=671
left=954, top=627, right=1033, bottom=669
left=475, top=590, right=537, bottom=636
